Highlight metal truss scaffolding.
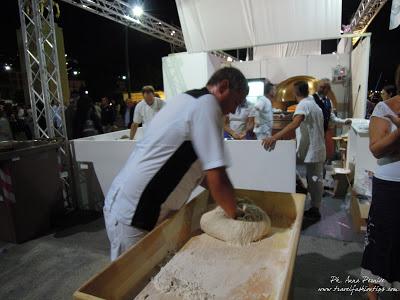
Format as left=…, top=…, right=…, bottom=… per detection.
left=18, top=0, right=72, bottom=208
left=16, top=0, right=235, bottom=209
left=350, top=0, right=388, bottom=44
left=58, top=0, right=236, bottom=59
left=59, top=0, right=186, bottom=49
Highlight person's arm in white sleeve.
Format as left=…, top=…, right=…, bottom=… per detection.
left=130, top=102, right=142, bottom=139
left=190, top=95, right=237, bottom=218
left=329, top=100, right=351, bottom=125
left=262, top=101, right=306, bottom=150
left=254, top=98, right=264, bottom=128
left=266, top=99, right=273, bottom=135
left=254, top=97, right=264, bottom=110
left=245, top=105, right=256, bottom=134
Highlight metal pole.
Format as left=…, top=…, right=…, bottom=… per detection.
left=18, top=0, right=75, bottom=209
left=348, top=37, right=354, bottom=118
left=125, top=25, right=132, bottom=97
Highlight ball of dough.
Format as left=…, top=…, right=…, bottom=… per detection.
left=200, top=198, right=271, bottom=246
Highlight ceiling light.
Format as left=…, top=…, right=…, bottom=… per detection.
left=132, top=5, right=143, bottom=17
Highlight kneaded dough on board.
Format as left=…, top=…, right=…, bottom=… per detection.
left=200, top=198, right=271, bottom=246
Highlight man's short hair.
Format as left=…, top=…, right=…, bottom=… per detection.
left=264, top=83, right=275, bottom=95
left=294, top=81, right=309, bottom=98
left=142, top=85, right=155, bottom=94
left=207, top=67, right=249, bottom=95
left=318, top=78, right=331, bottom=87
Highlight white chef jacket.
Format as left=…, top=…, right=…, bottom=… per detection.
left=104, top=88, right=227, bottom=231
left=294, top=96, right=326, bottom=163
left=254, top=96, right=273, bottom=137
left=228, top=101, right=255, bottom=134
left=133, top=97, right=165, bottom=131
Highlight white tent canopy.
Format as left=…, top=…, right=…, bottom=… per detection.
left=253, top=40, right=321, bottom=60
left=176, top=0, right=342, bottom=52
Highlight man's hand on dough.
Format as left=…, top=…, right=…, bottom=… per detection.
left=235, top=207, right=245, bottom=219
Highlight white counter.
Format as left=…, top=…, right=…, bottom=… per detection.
left=72, top=130, right=297, bottom=200
left=346, top=119, right=377, bottom=196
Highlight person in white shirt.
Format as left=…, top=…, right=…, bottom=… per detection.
left=263, top=81, right=326, bottom=220
left=361, top=65, right=400, bottom=300
left=224, top=100, right=255, bottom=139
left=254, top=83, right=275, bottom=139
left=104, top=67, right=249, bottom=260
left=130, top=85, right=165, bottom=139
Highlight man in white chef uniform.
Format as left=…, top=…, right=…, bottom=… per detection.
left=104, top=67, right=249, bottom=260
left=130, top=85, right=165, bottom=139
left=254, top=82, right=275, bottom=139
left=263, top=80, right=326, bottom=221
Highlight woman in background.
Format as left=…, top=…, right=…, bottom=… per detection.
left=381, top=84, right=397, bottom=101
left=361, top=67, right=400, bottom=300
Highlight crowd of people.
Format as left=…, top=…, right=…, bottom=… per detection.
left=0, top=90, right=146, bottom=142
left=66, top=92, right=126, bottom=139
left=0, top=102, right=33, bottom=141
left=66, top=86, right=163, bottom=140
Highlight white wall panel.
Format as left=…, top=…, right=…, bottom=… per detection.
left=231, top=60, right=262, bottom=79
left=266, top=56, right=308, bottom=83
left=73, top=131, right=297, bottom=196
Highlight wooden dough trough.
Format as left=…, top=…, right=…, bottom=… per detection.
left=74, top=190, right=305, bottom=300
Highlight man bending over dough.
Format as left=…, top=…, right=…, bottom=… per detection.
left=104, top=67, right=249, bottom=260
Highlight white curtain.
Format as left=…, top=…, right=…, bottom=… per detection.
left=337, top=37, right=352, bottom=54
left=176, top=0, right=342, bottom=52
left=253, top=40, right=321, bottom=59
left=351, top=36, right=371, bottom=118
left=162, top=52, right=223, bottom=98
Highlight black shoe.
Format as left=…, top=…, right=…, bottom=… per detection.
left=304, top=207, right=321, bottom=220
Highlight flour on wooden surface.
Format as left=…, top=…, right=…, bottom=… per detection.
left=152, top=233, right=289, bottom=299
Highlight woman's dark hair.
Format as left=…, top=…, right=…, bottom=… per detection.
left=383, top=85, right=396, bottom=98
left=293, top=81, right=309, bottom=98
